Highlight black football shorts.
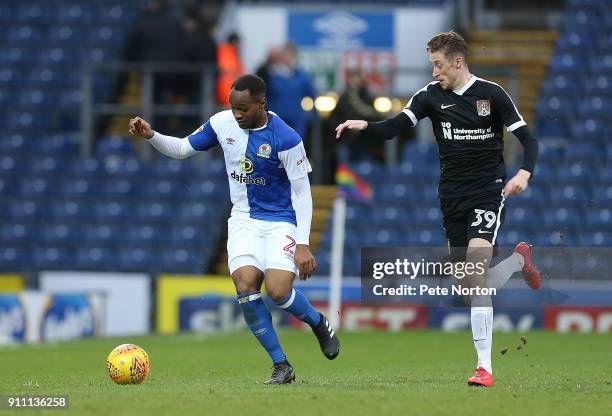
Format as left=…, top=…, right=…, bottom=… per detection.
left=440, top=190, right=505, bottom=261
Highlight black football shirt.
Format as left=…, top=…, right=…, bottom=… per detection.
left=402, top=76, right=526, bottom=199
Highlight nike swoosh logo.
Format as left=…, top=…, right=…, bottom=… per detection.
left=478, top=230, right=493, bottom=234
left=441, top=104, right=456, bottom=109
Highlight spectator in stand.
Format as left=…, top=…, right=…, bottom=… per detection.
left=216, top=33, right=245, bottom=108
left=255, top=47, right=281, bottom=87
left=177, top=8, right=218, bottom=103
left=266, top=43, right=317, bottom=140
left=123, top=0, right=183, bottom=103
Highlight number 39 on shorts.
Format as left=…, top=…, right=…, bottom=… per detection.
left=471, top=209, right=497, bottom=229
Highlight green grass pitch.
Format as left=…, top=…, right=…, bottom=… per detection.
left=1, top=330, right=611, bottom=415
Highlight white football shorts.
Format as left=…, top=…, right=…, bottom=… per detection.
left=227, top=215, right=297, bottom=275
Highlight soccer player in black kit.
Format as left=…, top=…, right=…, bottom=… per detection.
left=336, top=31, right=542, bottom=387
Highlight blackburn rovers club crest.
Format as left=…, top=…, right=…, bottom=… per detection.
left=476, top=100, right=491, bottom=116
left=257, top=143, right=272, bottom=158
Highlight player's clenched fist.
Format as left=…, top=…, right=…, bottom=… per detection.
left=335, top=119, right=368, bottom=139
left=295, top=244, right=317, bottom=280
left=128, top=117, right=154, bottom=139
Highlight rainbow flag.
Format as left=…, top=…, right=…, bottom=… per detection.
left=335, top=163, right=373, bottom=202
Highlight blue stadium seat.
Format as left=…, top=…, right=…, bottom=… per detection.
left=537, top=142, right=565, bottom=164
left=536, top=117, right=569, bottom=138
left=590, top=54, right=612, bottom=77
left=154, top=158, right=195, bottom=179
left=76, top=246, right=118, bottom=271
left=177, top=202, right=214, bottom=224
left=380, top=182, right=422, bottom=203
left=126, top=225, right=165, bottom=246
left=96, top=136, right=135, bottom=156
left=70, top=160, right=103, bottom=179
left=549, top=185, right=591, bottom=205
left=584, top=75, right=612, bottom=97
left=119, top=247, right=158, bottom=272
left=0, top=246, right=30, bottom=272
left=135, top=202, right=173, bottom=223
left=577, top=96, right=611, bottom=118
left=505, top=207, right=542, bottom=228
left=540, top=74, right=583, bottom=96
left=40, top=224, right=82, bottom=245
left=103, top=156, right=149, bottom=178
left=551, top=53, right=588, bottom=74
left=83, top=224, right=123, bottom=246
left=50, top=200, right=92, bottom=222
left=169, top=225, right=212, bottom=247
left=536, top=95, right=574, bottom=119
left=572, top=118, right=609, bottom=141
left=32, top=246, right=74, bottom=270
left=56, top=4, right=94, bottom=23
left=143, top=179, right=185, bottom=201
left=565, top=142, right=603, bottom=164
left=8, top=200, right=49, bottom=222
left=61, top=178, right=100, bottom=199
left=413, top=227, right=446, bottom=246
left=592, top=183, right=612, bottom=204
left=537, top=250, right=573, bottom=278
left=38, top=134, right=80, bottom=157
left=585, top=207, right=612, bottom=228
left=37, top=48, right=79, bottom=67
left=93, top=202, right=134, bottom=223
left=557, top=163, right=599, bottom=184
left=27, top=156, right=65, bottom=176
left=542, top=207, right=584, bottom=227
left=160, top=247, right=207, bottom=274
left=513, top=184, right=549, bottom=206
left=572, top=251, right=611, bottom=278
left=556, top=31, right=597, bottom=54
left=0, top=175, right=18, bottom=198
left=100, top=178, right=140, bottom=200
left=537, top=229, right=577, bottom=246
left=187, top=179, right=225, bottom=199
left=0, top=222, right=35, bottom=245
left=413, top=207, right=443, bottom=226
left=578, top=231, right=612, bottom=246
left=19, top=177, right=60, bottom=199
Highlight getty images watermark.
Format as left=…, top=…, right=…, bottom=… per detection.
left=361, top=246, right=499, bottom=306
left=371, top=257, right=494, bottom=297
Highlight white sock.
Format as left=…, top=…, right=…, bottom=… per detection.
left=471, top=306, right=493, bottom=374
left=487, top=252, right=524, bottom=290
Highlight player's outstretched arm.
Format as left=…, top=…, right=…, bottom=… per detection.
left=128, top=116, right=198, bottom=159
left=336, top=112, right=412, bottom=140
left=335, top=120, right=368, bottom=138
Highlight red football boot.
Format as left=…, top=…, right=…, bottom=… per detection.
left=514, top=242, right=541, bottom=290
left=467, top=367, right=495, bottom=387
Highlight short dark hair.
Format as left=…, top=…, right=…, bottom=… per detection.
left=231, top=74, right=266, bottom=99
left=427, top=31, right=469, bottom=61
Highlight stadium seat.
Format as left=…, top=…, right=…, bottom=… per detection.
left=578, top=231, right=612, bottom=246
left=96, top=136, right=135, bottom=156
left=169, top=225, right=212, bottom=247
left=0, top=246, right=29, bottom=272
left=19, top=177, right=60, bottom=199
left=160, top=247, right=207, bottom=274
left=118, top=247, right=158, bottom=272
left=126, top=225, right=165, bottom=246
left=61, top=178, right=100, bottom=199
left=549, top=185, right=591, bottom=206
left=32, top=245, right=74, bottom=270
left=50, top=199, right=92, bottom=222
left=0, top=222, right=36, bottom=245
left=40, top=224, right=82, bottom=245
left=100, top=178, right=140, bottom=200
left=83, top=224, right=123, bottom=246
left=542, top=207, right=584, bottom=227
left=154, top=157, right=195, bottom=179
left=93, top=201, right=134, bottom=223
left=76, top=246, right=118, bottom=271
left=572, top=251, right=611, bottom=278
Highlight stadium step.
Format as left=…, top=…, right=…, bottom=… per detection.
left=469, top=30, right=559, bottom=128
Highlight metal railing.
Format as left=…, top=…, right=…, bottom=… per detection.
left=80, top=62, right=216, bottom=157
